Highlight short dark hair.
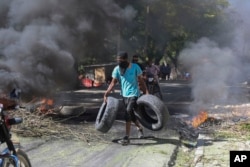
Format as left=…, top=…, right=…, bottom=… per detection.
left=133, top=54, right=139, bottom=58
left=117, top=51, right=128, bottom=59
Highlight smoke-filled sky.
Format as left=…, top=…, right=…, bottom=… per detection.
left=0, top=0, right=137, bottom=98
left=179, top=0, right=250, bottom=112
left=1, top=0, right=250, bottom=103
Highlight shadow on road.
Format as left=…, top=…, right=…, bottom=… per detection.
left=112, top=136, right=180, bottom=146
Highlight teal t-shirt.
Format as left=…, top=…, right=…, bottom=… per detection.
left=112, top=63, right=142, bottom=97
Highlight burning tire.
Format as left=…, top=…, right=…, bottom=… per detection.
left=60, top=105, right=85, bottom=116
left=95, top=96, right=119, bottom=133
left=135, top=94, right=169, bottom=131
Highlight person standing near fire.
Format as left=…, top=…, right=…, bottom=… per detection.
left=104, top=51, right=149, bottom=145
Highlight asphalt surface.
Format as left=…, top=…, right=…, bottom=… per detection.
left=12, top=80, right=192, bottom=167
left=12, top=80, right=250, bottom=167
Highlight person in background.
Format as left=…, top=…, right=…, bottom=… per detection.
left=145, top=59, right=160, bottom=83
left=132, top=54, right=146, bottom=93
left=9, top=88, right=21, bottom=108
left=145, top=59, right=163, bottom=99
left=160, top=63, right=168, bottom=80
left=166, top=63, right=171, bottom=80
left=104, top=51, right=149, bottom=145
left=132, top=54, right=144, bottom=71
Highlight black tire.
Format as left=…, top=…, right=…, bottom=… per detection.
left=153, top=92, right=163, bottom=100
left=3, top=149, right=32, bottom=167
left=60, top=105, right=85, bottom=116
left=143, top=105, right=158, bottom=121
left=95, top=96, right=119, bottom=133
left=135, top=94, right=169, bottom=131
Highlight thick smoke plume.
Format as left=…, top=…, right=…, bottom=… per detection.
left=179, top=1, right=250, bottom=113
left=0, top=0, right=136, bottom=98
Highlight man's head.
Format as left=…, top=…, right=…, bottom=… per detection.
left=117, top=51, right=129, bottom=68
left=117, top=51, right=128, bottom=60
left=132, top=54, right=139, bottom=63
left=147, top=59, right=153, bottom=67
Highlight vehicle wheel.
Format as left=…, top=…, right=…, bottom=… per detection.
left=135, top=94, right=169, bottom=131
left=3, top=149, right=32, bottom=167
left=95, top=96, right=119, bottom=133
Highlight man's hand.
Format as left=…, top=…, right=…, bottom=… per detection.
left=103, top=78, right=117, bottom=103
left=104, top=94, right=108, bottom=103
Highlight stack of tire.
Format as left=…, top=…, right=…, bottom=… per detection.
left=95, top=94, right=169, bottom=133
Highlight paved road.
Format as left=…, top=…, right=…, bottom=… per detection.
left=15, top=80, right=193, bottom=167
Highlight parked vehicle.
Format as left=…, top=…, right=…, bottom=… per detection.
left=0, top=104, right=31, bottom=167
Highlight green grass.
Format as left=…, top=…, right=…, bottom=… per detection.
left=240, top=122, right=250, bottom=131
left=214, top=121, right=250, bottom=140
left=174, top=147, right=195, bottom=167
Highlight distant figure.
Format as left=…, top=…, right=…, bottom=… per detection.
left=185, top=72, right=191, bottom=80
left=9, top=88, right=21, bottom=108
left=160, top=63, right=168, bottom=80
left=145, top=59, right=160, bottom=83
left=166, top=63, right=171, bottom=80
left=132, top=54, right=144, bottom=71
left=10, top=88, right=21, bottom=99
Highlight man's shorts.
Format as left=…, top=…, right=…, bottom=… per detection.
left=122, top=96, right=138, bottom=122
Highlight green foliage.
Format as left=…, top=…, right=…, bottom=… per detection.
left=77, top=0, right=231, bottom=66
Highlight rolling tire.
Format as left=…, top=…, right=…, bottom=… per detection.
left=95, top=96, right=119, bottom=133
left=135, top=94, right=169, bottom=131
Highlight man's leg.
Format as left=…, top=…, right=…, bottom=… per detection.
left=134, top=120, right=144, bottom=138
left=129, top=97, right=144, bottom=138
left=120, top=97, right=131, bottom=145
left=125, top=121, right=131, bottom=137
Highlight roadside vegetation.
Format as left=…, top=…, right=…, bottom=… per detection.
left=214, top=121, right=250, bottom=140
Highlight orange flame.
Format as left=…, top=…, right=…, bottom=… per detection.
left=39, top=98, right=54, bottom=112
left=191, top=111, right=208, bottom=128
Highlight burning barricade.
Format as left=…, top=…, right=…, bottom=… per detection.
left=25, top=97, right=85, bottom=117
left=174, top=110, right=222, bottom=147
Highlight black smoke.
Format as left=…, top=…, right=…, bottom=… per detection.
left=0, top=0, right=136, bottom=98
left=179, top=0, right=250, bottom=112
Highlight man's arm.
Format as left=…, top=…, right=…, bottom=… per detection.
left=138, top=75, right=149, bottom=94
left=104, top=78, right=118, bottom=102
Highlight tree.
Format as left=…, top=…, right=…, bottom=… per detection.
left=120, top=0, right=230, bottom=67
